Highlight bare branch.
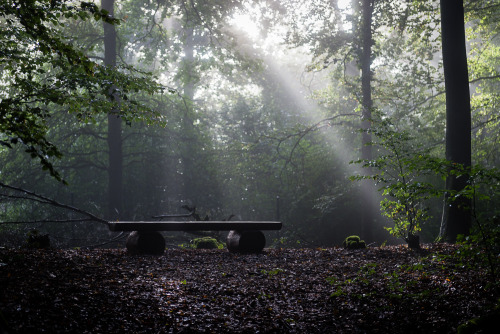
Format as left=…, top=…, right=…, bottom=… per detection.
left=263, top=113, right=359, bottom=177
left=469, top=75, right=500, bottom=84
left=0, top=182, right=107, bottom=224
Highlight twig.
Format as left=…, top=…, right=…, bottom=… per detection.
left=271, top=113, right=359, bottom=172
left=84, top=232, right=127, bottom=249
left=469, top=74, right=500, bottom=84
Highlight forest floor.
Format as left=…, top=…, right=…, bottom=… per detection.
left=0, top=244, right=497, bottom=333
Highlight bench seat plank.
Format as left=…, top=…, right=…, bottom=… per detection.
left=108, top=221, right=282, bottom=232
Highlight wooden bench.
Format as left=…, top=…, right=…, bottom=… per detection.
left=108, top=221, right=282, bottom=255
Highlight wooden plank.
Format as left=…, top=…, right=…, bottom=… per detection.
left=108, top=221, right=282, bottom=232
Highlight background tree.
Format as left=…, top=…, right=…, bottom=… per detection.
left=439, top=0, right=472, bottom=242
left=359, top=0, right=375, bottom=242
left=102, top=0, right=123, bottom=220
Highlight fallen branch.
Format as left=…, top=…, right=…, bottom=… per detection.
left=0, top=182, right=107, bottom=224
left=0, top=218, right=101, bottom=226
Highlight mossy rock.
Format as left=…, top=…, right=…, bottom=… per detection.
left=193, top=237, right=221, bottom=249
left=343, top=235, right=366, bottom=249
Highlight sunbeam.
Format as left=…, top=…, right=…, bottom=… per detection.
left=226, top=8, right=386, bottom=238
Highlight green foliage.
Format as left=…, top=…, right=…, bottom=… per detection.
left=342, top=235, right=366, bottom=249
left=466, top=1, right=500, bottom=170
left=351, top=111, right=500, bottom=248
left=350, top=113, right=446, bottom=247
left=457, top=215, right=500, bottom=288
left=260, top=268, right=284, bottom=277
left=359, top=263, right=378, bottom=276
left=326, top=263, right=380, bottom=299
left=447, top=165, right=500, bottom=282
left=325, top=255, right=456, bottom=303
left=192, top=237, right=224, bottom=250
left=0, top=0, right=163, bottom=181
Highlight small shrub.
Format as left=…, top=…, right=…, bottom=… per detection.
left=349, top=113, right=445, bottom=249
left=343, top=235, right=366, bottom=249
left=456, top=215, right=500, bottom=288
left=260, top=268, right=284, bottom=276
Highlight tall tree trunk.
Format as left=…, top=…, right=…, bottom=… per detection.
left=181, top=24, right=197, bottom=204
left=102, top=0, right=123, bottom=220
left=360, top=0, right=375, bottom=242
left=439, top=0, right=472, bottom=242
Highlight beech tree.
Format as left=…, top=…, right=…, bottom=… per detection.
left=102, top=0, right=123, bottom=220
left=359, top=0, right=375, bottom=242
left=439, top=0, right=472, bottom=242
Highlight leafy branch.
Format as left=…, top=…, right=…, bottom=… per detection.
left=0, top=0, right=167, bottom=182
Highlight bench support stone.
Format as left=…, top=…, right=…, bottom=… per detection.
left=226, top=230, right=266, bottom=253
left=126, top=231, right=166, bottom=255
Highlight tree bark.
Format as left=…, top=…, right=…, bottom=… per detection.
left=360, top=0, right=375, bottom=243
left=102, top=0, right=123, bottom=220
left=439, top=0, right=472, bottom=242
left=181, top=24, right=197, bottom=203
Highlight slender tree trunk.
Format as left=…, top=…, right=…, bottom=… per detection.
left=360, top=0, right=375, bottom=242
left=439, top=0, right=472, bottom=242
left=102, top=0, right=123, bottom=220
left=183, top=26, right=195, bottom=102
left=181, top=24, right=196, bottom=204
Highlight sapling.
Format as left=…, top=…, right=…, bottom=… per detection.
left=350, top=113, right=443, bottom=248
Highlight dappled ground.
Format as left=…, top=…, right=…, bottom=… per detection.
left=0, top=244, right=496, bottom=333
